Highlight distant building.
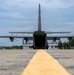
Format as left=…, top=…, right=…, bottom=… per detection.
left=48, top=44, right=58, bottom=49
left=0, top=46, right=3, bottom=49
left=23, top=43, right=33, bottom=49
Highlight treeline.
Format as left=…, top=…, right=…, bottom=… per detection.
left=69, top=39, right=74, bottom=47
left=58, top=39, right=74, bottom=49
left=0, top=45, right=23, bottom=49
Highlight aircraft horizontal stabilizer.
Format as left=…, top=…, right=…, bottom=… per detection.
left=9, top=32, right=33, bottom=34
left=46, top=32, right=71, bottom=34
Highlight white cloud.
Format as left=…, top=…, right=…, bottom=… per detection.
left=44, top=0, right=72, bottom=8
left=0, top=0, right=74, bottom=20
left=0, top=12, right=27, bottom=19
left=1, top=0, right=74, bottom=9
left=65, top=22, right=74, bottom=25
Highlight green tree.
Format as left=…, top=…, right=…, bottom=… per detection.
left=69, top=39, right=74, bottom=47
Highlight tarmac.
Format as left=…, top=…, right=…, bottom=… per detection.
left=0, top=49, right=74, bottom=75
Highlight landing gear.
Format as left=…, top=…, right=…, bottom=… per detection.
left=45, top=42, right=49, bottom=49
left=46, top=46, right=49, bottom=49
left=46, top=47, right=48, bottom=49
left=33, top=46, right=35, bottom=49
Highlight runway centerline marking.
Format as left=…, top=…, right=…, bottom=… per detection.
left=21, top=49, right=71, bottom=75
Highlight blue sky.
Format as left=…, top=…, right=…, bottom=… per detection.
left=0, top=0, right=74, bottom=46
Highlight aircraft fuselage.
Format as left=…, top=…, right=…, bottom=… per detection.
left=33, top=31, right=48, bottom=49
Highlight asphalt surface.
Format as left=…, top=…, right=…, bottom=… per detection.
left=0, top=49, right=37, bottom=75
left=47, top=49, right=74, bottom=75
left=0, top=49, right=74, bottom=75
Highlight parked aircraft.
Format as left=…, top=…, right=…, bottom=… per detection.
left=0, top=4, right=74, bottom=49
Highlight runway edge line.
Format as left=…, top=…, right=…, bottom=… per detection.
left=20, top=49, right=71, bottom=75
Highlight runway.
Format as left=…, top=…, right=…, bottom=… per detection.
left=0, top=49, right=74, bottom=75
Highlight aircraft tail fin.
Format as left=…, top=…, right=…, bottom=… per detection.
left=38, top=3, right=41, bottom=31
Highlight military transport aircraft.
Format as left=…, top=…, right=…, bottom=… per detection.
left=0, top=4, right=74, bottom=49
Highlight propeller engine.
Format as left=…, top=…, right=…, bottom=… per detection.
left=53, top=37, right=56, bottom=42
left=24, top=37, right=28, bottom=44
left=9, top=37, right=14, bottom=42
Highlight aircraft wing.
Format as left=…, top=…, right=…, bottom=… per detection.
left=0, top=35, right=33, bottom=42
left=47, top=35, right=74, bottom=40
left=0, top=35, right=32, bottom=38
left=46, top=32, right=71, bottom=34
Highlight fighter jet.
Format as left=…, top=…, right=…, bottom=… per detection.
left=0, top=4, right=73, bottom=49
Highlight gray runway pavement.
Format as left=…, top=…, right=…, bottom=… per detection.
left=47, top=50, right=74, bottom=75
left=0, top=50, right=37, bottom=75
left=0, top=49, right=74, bottom=75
